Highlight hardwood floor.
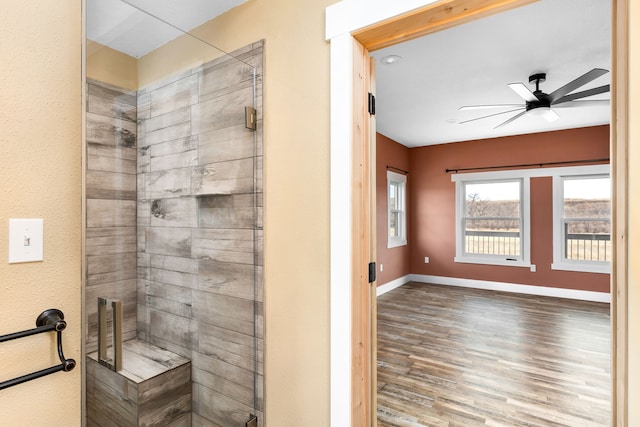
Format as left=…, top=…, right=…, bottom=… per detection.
left=376, top=282, right=611, bottom=427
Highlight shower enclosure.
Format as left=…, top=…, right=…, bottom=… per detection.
left=84, top=1, right=263, bottom=425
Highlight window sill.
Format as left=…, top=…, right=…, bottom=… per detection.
left=388, top=240, right=407, bottom=249
left=551, top=262, right=611, bottom=274
left=454, top=256, right=531, bottom=268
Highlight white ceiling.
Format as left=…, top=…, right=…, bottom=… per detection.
left=87, top=0, right=610, bottom=146
left=371, top=0, right=611, bottom=147
left=86, top=0, right=247, bottom=58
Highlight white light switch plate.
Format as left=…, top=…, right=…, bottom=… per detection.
left=9, top=219, right=44, bottom=263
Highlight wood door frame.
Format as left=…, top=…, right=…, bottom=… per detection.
left=328, top=0, right=629, bottom=425
left=350, top=39, right=376, bottom=427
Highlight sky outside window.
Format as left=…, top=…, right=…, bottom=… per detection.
left=564, top=177, right=610, bottom=199
left=465, top=181, right=520, bottom=201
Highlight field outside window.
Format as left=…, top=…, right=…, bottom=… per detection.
left=464, top=180, right=522, bottom=257
left=457, top=178, right=529, bottom=266
left=554, top=174, right=611, bottom=273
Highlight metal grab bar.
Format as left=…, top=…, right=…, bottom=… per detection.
left=98, top=298, right=122, bottom=372
left=0, top=309, right=76, bottom=390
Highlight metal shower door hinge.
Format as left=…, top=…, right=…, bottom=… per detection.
left=245, top=106, right=257, bottom=131
left=246, top=414, right=258, bottom=427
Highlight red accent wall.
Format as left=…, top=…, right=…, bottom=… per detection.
left=376, top=133, right=411, bottom=285
left=408, top=125, right=610, bottom=293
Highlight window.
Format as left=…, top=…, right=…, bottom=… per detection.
left=387, top=171, right=407, bottom=248
left=453, top=165, right=610, bottom=271
left=454, top=176, right=530, bottom=267
left=553, top=171, right=611, bottom=273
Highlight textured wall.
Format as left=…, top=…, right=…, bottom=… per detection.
left=171, top=4, right=334, bottom=424
left=87, top=42, right=138, bottom=92
left=85, top=43, right=264, bottom=425
left=376, top=127, right=611, bottom=292
left=376, top=133, right=412, bottom=286
left=408, top=126, right=611, bottom=292
left=134, top=0, right=334, bottom=423
left=136, top=42, right=264, bottom=426
left=85, top=79, right=139, bottom=353
left=0, top=1, right=82, bottom=424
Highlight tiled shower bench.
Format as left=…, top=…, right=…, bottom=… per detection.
left=87, top=339, right=191, bottom=426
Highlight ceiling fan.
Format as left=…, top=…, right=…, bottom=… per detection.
left=459, top=68, right=610, bottom=129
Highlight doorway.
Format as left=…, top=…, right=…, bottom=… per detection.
left=372, top=0, right=612, bottom=424
left=326, top=0, right=629, bottom=425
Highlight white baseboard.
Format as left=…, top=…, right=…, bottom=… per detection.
left=409, top=274, right=611, bottom=303
left=376, top=274, right=611, bottom=303
left=376, top=275, right=411, bottom=296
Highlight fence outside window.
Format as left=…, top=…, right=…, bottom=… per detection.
left=464, top=230, right=520, bottom=256
left=564, top=220, right=611, bottom=262
left=465, top=228, right=611, bottom=262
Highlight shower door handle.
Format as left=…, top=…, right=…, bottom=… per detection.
left=98, top=297, right=122, bottom=372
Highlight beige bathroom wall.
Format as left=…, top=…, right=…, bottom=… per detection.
left=0, top=1, right=82, bottom=425
left=86, top=41, right=138, bottom=91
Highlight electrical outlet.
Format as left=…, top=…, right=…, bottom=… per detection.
left=380, top=264, right=384, bottom=272
left=424, top=256, right=430, bottom=264
left=530, top=264, right=536, bottom=272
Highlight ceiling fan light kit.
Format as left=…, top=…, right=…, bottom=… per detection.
left=460, top=68, right=610, bottom=129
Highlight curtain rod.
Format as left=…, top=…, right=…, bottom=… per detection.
left=387, top=165, right=409, bottom=174
left=445, top=158, right=609, bottom=174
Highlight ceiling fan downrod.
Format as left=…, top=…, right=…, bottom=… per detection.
left=529, top=72, right=546, bottom=92
left=527, top=73, right=551, bottom=111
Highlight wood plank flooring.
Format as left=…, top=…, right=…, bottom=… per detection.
left=376, top=282, right=611, bottom=427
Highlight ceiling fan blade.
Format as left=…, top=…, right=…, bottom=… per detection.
left=508, top=83, right=538, bottom=102
left=458, top=108, right=524, bottom=125
left=459, top=104, right=522, bottom=111
left=540, top=108, right=560, bottom=122
left=553, top=99, right=610, bottom=108
left=549, top=68, right=609, bottom=102
left=552, top=84, right=610, bottom=105
left=494, top=110, right=527, bottom=129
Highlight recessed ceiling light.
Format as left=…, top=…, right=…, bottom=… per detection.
left=381, top=55, right=402, bottom=65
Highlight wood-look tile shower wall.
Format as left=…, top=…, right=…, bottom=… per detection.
left=85, top=41, right=264, bottom=426
left=86, top=80, right=138, bottom=352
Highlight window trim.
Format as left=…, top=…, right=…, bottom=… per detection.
left=452, top=164, right=610, bottom=271
left=551, top=165, right=611, bottom=274
left=454, top=173, right=531, bottom=267
left=387, top=170, right=407, bottom=248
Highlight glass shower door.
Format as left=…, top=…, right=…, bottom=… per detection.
left=85, top=1, right=263, bottom=424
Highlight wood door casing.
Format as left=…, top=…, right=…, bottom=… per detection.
left=350, top=38, right=375, bottom=427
